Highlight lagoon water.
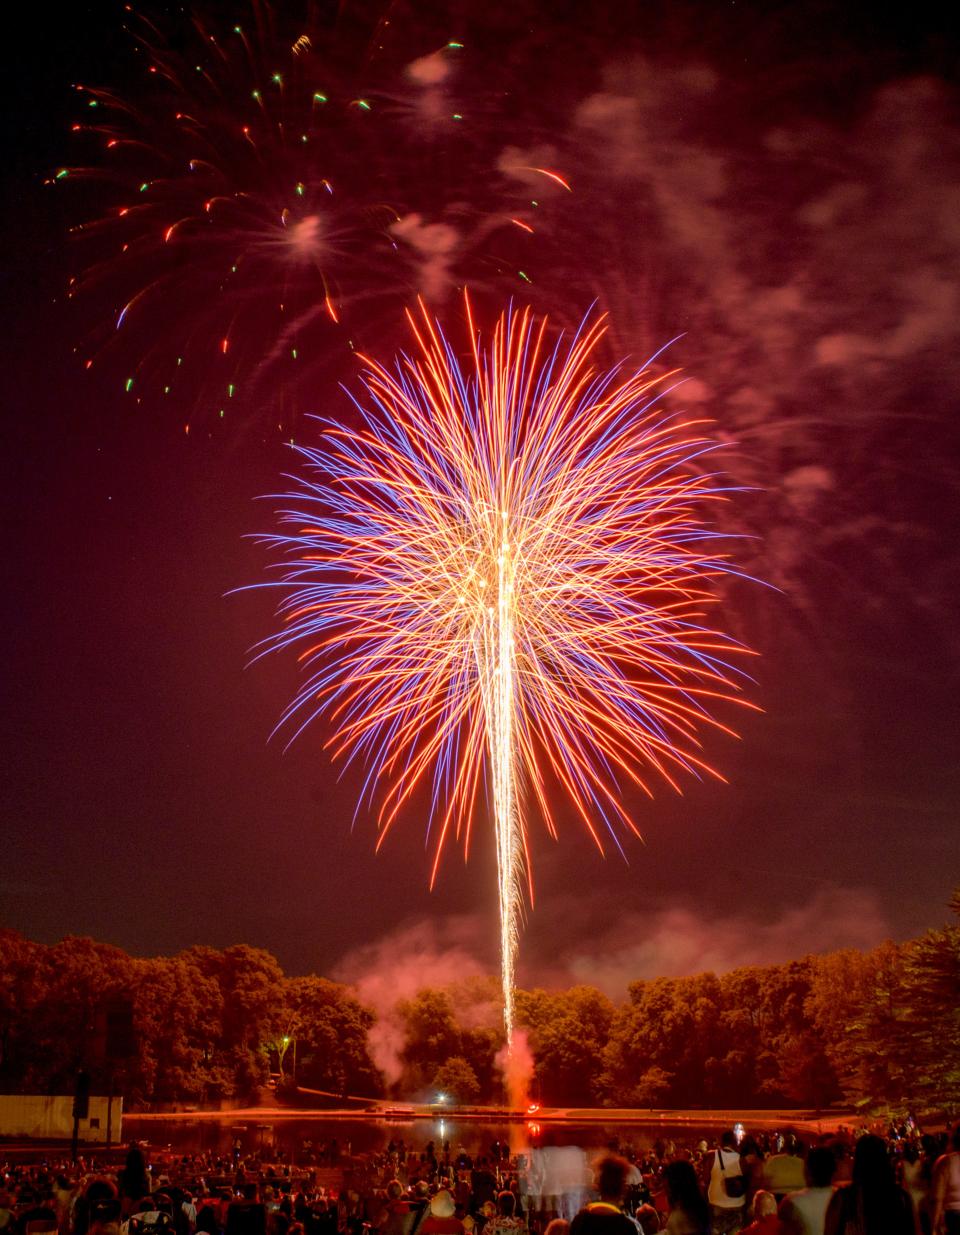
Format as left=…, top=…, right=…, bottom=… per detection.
left=123, top=1113, right=752, bottom=1161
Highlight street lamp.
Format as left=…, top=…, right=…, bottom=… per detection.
left=281, top=1036, right=296, bottom=1081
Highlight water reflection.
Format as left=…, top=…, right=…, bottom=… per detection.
left=124, top=1115, right=719, bottom=1163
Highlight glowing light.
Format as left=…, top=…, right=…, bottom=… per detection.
left=252, top=299, right=756, bottom=1050
left=61, top=9, right=571, bottom=423
left=531, top=168, right=571, bottom=191
left=284, top=213, right=324, bottom=261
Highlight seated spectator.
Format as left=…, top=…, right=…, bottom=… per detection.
left=19, top=1188, right=61, bottom=1235
left=76, top=1182, right=118, bottom=1235
left=225, top=1187, right=266, bottom=1235
left=418, top=1192, right=463, bottom=1235
left=127, top=1195, right=175, bottom=1235
left=483, top=1194, right=524, bottom=1235
left=742, top=1193, right=783, bottom=1235
left=193, top=1206, right=217, bottom=1235
left=379, top=1181, right=416, bottom=1235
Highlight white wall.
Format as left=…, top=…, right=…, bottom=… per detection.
left=0, top=1095, right=122, bottom=1142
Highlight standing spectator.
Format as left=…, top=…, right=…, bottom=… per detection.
left=932, top=1124, right=960, bottom=1235
left=763, top=1141, right=806, bottom=1206
left=739, top=1140, right=766, bottom=1213
left=706, top=1132, right=747, bottom=1234
left=779, top=1146, right=836, bottom=1235
left=661, top=1162, right=709, bottom=1235
left=53, top=1178, right=74, bottom=1235
left=569, top=1156, right=637, bottom=1235
left=472, top=1164, right=497, bottom=1216
left=119, top=1151, right=150, bottom=1221
left=823, top=1135, right=915, bottom=1235
left=900, top=1145, right=929, bottom=1234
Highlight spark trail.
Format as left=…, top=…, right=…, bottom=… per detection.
left=251, top=296, right=757, bottom=1062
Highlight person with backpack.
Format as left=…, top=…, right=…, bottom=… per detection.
left=706, top=1132, right=748, bottom=1234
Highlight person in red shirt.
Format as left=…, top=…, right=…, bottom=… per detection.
left=741, top=1192, right=784, bottom=1235
left=418, top=1192, right=464, bottom=1235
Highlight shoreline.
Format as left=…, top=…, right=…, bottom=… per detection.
left=122, top=1106, right=852, bottom=1133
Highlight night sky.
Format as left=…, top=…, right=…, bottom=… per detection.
left=2, top=0, right=958, bottom=1000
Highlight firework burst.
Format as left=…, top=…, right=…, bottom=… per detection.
left=54, top=4, right=555, bottom=432
left=251, top=297, right=757, bottom=1048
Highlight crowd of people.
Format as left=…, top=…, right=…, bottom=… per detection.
left=1, top=1121, right=959, bottom=1235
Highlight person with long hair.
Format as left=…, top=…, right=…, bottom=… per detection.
left=662, top=1162, right=710, bottom=1235
left=932, top=1123, right=960, bottom=1234
left=824, top=1135, right=916, bottom=1235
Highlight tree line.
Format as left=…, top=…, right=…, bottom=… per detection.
left=0, top=886, right=956, bottom=1113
